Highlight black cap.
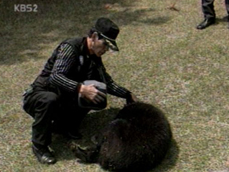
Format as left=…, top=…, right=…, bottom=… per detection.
left=95, top=17, right=119, bottom=51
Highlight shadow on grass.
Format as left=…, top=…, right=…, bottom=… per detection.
left=50, top=107, right=120, bottom=161
left=0, top=0, right=171, bottom=65
left=215, top=15, right=229, bottom=23
left=50, top=107, right=179, bottom=171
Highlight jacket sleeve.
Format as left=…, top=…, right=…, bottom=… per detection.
left=49, top=43, right=81, bottom=93
left=101, top=65, right=131, bottom=99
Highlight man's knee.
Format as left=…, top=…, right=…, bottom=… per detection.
left=32, top=92, right=59, bottom=120
left=28, top=92, right=59, bottom=114
left=39, top=92, right=59, bottom=105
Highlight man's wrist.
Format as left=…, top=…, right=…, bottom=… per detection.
left=126, top=92, right=132, bottom=99
left=77, top=83, right=82, bottom=93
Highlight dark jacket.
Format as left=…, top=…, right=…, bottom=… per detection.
left=32, top=37, right=131, bottom=99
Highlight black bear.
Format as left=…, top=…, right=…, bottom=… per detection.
left=75, top=102, right=172, bottom=172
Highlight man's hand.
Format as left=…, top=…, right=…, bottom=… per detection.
left=79, top=84, right=106, bottom=104
left=126, top=93, right=138, bottom=105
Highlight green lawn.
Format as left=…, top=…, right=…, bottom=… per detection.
left=0, top=0, right=228, bottom=171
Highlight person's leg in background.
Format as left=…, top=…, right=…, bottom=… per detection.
left=225, top=0, right=229, bottom=28
left=197, top=0, right=216, bottom=29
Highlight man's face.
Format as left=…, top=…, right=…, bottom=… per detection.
left=91, top=33, right=109, bottom=57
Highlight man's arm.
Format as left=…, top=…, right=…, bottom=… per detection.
left=101, top=66, right=137, bottom=103
left=106, top=79, right=131, bottom=98
left=49, top=43, right=81, bottom=93
left=105, top=72, right=138, bottom=104
left=50, top=43, right=106, bottom=103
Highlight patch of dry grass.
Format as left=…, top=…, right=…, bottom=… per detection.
left=0, top=0, right=228, bottom=171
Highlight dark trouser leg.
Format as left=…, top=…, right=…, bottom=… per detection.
left=23, top=90, right=59, bottom=146
left=66, top=107, right=89, bottom=132
left=53, top=99, right=90, bottom=134
left=225, top=0, right=229, bottom=28
left=202, top=0, right=215, bottom=19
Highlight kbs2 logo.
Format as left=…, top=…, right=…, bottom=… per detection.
left=14, top=4, right=38, bottom=12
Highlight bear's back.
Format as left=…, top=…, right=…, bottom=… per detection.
left=98, top=102, right=172, bottom=172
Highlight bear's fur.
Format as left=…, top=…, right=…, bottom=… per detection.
left=75, top=102, right=172, bottom=172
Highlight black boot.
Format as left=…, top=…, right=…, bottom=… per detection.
left=196, top=18, right=215, bottom=29
left=32, top=143, right=56, bottom=164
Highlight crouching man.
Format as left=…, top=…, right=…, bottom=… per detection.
left=22, top=17, right=137, bottom=164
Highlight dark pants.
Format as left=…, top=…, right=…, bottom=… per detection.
left=202, top=0, right=229, bottom=19
left=23, top=87, right=90, bottom=146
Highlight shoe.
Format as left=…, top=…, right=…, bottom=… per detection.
left=67, top=131, right=83, bottom=140
left=196, top=18, right=215, bottom=30
left=32, top=145, right=56, bottom=164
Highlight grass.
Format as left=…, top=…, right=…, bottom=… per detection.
left=0, top=0, right=229, bottom=171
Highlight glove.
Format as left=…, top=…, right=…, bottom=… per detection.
left=126, top=93, right=138, bottom=105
